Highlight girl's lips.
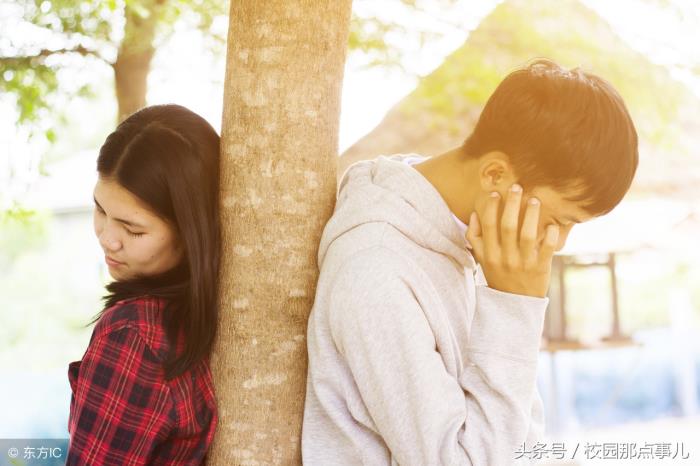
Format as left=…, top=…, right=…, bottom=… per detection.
left=105, top=256, right=124, bottom=267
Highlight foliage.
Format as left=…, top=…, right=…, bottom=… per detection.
left=0, top=0, right=227, bottom=126
left=400, top=0, right=692, bottom=149
left=348, top=15, right=406, bottom=69
left=0, top=205, right=50, bottom=267
left=1, top=0, right=463, bottom=130
left=348, top=0, right=463, bottom=71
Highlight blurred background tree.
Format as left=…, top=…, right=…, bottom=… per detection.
left=0, top=0, right=458, bottom=213
left=0, top=0, right=451, bottom=136
left=2, top=0, right=699, bottom=136
left=0, top=0, right=227, bottom=127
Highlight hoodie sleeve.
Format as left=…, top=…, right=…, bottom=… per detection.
left=515, top=388, right=546, bottom=465
left=328, top=249, right=548, bottom=466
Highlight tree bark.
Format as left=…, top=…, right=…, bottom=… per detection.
left=211, top=0, right=352, bottom=464
left=113, top=0, right=162, bottom=122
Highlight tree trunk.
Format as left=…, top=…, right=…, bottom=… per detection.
left=211, top=0, right=352, bottom=464
left=113, top=0, right=162, bottom=122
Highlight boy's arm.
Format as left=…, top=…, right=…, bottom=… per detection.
left=515, top=388, right=547, bottom=465
left=465, top=286, right=548, bottom=464
left=475, top=268, right=548, bottom=465
left=328, top=251, right=547, bottom=466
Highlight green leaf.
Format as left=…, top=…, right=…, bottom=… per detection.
left=45, top=128, right=56, bottom=143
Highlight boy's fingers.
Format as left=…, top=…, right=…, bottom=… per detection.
left=520, top=197, right=540, bottom=266
left=482, top=191, right=501, bottom=258
left=538, top=224, right=559, bottom=266
left=466, top=211, right=484, bottom=260
left=501, top=184, right=521, bottom=263
left=467, top=211, right=482, bottom=237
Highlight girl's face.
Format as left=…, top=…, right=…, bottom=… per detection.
left=93, top=177, right=184, bottom=281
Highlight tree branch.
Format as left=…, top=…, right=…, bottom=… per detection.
left=0, top=45, right=111, bottom=67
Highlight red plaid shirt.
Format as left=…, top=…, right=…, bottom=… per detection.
left=67, top=296, right=218, bottom=465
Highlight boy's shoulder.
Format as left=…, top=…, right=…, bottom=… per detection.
left=330, top=244, right=423, bottom=297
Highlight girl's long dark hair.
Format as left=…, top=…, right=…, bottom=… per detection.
left=90, top=104, right=220, bottom=381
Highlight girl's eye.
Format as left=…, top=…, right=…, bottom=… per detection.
left=126, top=230, right=145, bottom=238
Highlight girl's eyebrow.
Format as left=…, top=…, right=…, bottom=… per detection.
left=93, top=196, right=147, bottom=229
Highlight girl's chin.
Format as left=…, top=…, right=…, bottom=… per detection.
left=107, top=268, right=132, bottom=281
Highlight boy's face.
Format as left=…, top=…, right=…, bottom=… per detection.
left=473, top=154, right=596, bottom=252
left=475, top=183, right=595, bottom=252
left=521, top=184, right=594, bottom=251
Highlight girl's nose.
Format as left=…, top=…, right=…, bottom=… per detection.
left=98, top=227, right=122, bottom=252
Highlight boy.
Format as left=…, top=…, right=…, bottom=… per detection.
left=302, top=59, right=638, bottom=465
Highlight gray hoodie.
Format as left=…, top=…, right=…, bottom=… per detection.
left=302, top=154, right=547, bottom=465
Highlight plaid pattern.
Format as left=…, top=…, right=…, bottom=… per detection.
left=67, top=297, right=217, bottom=465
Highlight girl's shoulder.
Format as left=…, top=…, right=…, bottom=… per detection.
left=92, top=295, right=171, bottom=361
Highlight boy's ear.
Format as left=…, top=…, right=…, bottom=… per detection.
left=477, top=151, right=517, bottom=192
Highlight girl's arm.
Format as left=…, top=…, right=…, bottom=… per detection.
left=67, top=326, right=173, bottom=465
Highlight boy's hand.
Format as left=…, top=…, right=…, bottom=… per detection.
left=466, top=184, right=560, bottom=298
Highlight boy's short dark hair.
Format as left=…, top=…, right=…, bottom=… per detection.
left=461, top=58, right=638, bottom=216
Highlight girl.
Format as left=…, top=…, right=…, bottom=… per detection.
left=67, top=104, right=220, bottom=465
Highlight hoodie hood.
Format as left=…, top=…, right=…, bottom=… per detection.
left=318, top=154, right=476, bottom=271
